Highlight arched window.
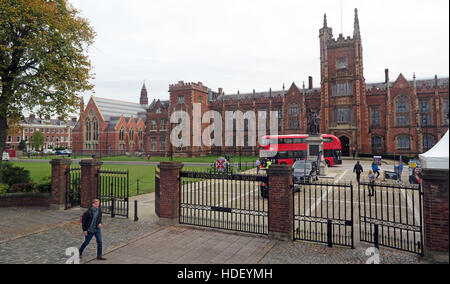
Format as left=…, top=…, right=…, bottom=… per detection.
left=423, top=135, right=434, bottom=151
left=371, top=136, right=382, bottom=149
left=397, top=135, right=411, bottom=150
left=85, top=118, right=91, bottom=141
left=138, top=128, right=143, bottom=141
left=92, top=118, right=99, bottom=141
left=129, top=128, right=134, bottom=141
left=119, top=127, right=125, bottom=141
left=395, top=96, right=410, bottom=127
left=289, top=104, right=299, bottom=129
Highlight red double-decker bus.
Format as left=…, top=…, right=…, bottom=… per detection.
left=259, top=134, right=342, bottom=167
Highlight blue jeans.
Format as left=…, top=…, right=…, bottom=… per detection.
left=79, top=230, right=102, bottom=257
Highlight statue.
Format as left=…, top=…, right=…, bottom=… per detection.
left=308, top=109, right=321, bottom=136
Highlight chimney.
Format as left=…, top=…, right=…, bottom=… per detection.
left=308, top=76, right=313, bottom=89
left=218, top=88, right=223, bottom=95
left=385, top=69, right=389, bottom=83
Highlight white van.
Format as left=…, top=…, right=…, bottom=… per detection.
left=2, top=152, right=10, bottom=162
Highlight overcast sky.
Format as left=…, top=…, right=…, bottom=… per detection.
left=70, top=0, right=449, bottom=104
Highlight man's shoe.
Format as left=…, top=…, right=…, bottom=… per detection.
left=97, top=256, right=107, bottom=261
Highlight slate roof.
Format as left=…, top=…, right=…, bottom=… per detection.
left=93, top=97, right=147, bottom=121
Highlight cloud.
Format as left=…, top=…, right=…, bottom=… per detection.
left=70, top=0, right=449, bottom=104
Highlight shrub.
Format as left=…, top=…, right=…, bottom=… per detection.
left=0, top=183, right=9, bottom=195
left=10, top=183, right=36, bottom=193
left=0, top=163, right=32, bottom=187
left=35, top=176, right=52, bottom=193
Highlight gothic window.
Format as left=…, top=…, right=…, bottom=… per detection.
left=371, top=136, right=382, bottom=148
left=151, top=138, right=157, bottom=151
left=423, top=135, right=434, bottom=151
left=129, top=128, right=134, bottom=142
left=276, top=108, right=282, bottom=131
left=92, top=118, right=99, bottom=141
left=85, top=119, right=91, bottom=141
left=119, top=127, right=125, bottom=141
left=160, top=119, right=167, bottom=131
left=443, top=99, right=449, bottom=126
left=333, top=107, right=353, bottom=123
left=177, top=96, right=185, bottom=104
left=336, top=58, right=347, bottom=70
left=395, top=96, right=410, bottom=127
left=150, top=120, right=157, bottom=131
left=289, top=104, right=299, bottom=129
left=160, top=138, right=166, bottom=151
left=332, top=82, right=352, bottom=97
left=419, top=100, right=431, bottom=127
left=371, top=108, right=380, bottom=126
left=138, top=128, right=144, bottom=141
left=397, top=135, right=411, bottom=150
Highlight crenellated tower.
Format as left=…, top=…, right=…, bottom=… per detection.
left=319, top=8, right=369, bottom=155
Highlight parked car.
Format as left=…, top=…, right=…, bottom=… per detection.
left=2, top=152, right=10, bottom=162
left=292, top=160, right=315, bottom=184
left=43, top=149, right=55, bottom=154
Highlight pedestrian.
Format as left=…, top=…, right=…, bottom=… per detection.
left=353, top=161, right=364, bottom=183
left=266, top=160, right=272, bottom=169
left=352, top=148, right=357, bottom=160
left=79, top=199, right=106, bottom=261
left=372, top=161, right=380, bottom=179
left=256, top=159, right=261, bottom=174
left=368, top=170, right=376, bottom=197
left=146, top=154, right=151, bottom=161
left=409, top=168, right=422, bottom=189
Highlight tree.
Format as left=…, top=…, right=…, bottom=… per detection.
left=29, top=131, right=44, bottom=151
left=0, top=0, right=95, bottom=167
left=18, top=139, right=26, bottom=151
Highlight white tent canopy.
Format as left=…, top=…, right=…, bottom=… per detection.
left=419, top=131, right=449, bottom=170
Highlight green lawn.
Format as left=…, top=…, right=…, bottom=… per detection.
left=100, top=155, right=259, bottom=164
left=9, top=162, right=208, bottom=197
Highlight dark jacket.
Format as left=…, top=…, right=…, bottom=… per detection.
left=81, top=207, right=103, bottom=232
left=353, top=164, right=364, bottom=174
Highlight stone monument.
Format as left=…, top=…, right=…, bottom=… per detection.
left=306, top=109, right=328, bottom=176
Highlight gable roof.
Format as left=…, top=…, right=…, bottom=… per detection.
left=92, top=96, right=147, bottom=121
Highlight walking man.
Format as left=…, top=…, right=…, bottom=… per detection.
left=79, top=199, right=106, bottom=261
left=256, top=159, right=261, bottom=174
left=372, top=161, right=380, bottom=179
left=353, top=161, right=364, bottom=183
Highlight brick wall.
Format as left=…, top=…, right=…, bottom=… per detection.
left=155, top=162, right=184, bottom=225
left=267, top=164, right=294, bottom=241
left=0, top=193, right=51, bottom=207
left=422, top=169, right=449, bottom=263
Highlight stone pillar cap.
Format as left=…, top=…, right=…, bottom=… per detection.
left=49, top=158, right=72, bottom=165
left=79, top=159, right=103, bottom=166
left=158, top=161, right=184, bottom=170
left=267, top=164, right=293, bottom=175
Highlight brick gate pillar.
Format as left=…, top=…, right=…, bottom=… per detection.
left=50, top=159, right=72, bottom=210
left=155, top=162, right=184, bottom=225
left=422, top=168, right=449, bottom=263
left=267, top=164, right=294, bottom=241
left=80, top=159, right=103, bottom=208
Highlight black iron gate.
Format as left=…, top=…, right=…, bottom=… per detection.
left=359, top=182, right=424, bottom=255
left=294, top=181, right=354, bottom=248
left=65, top=168, right=81, bottom=209
left=179, top=170, right=269, bottom=235
left=97, top=169, right=129, bottom=218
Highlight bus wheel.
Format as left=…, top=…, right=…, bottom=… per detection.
left=280, top=162, right=287, bottom=165
left=326, top=160, right=330, bottom=167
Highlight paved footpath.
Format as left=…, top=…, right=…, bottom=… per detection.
left=0, top=189, right=424, bottom=264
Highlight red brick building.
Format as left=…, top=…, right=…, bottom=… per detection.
left=5, top=114, right=76, bottom=152
left=73, top=9, right=449, bottom=158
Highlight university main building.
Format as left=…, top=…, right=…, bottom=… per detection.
left=72, top=9, right=449, bottom=158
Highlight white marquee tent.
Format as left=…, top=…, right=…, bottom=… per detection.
left=419, top=131, right=449, bottom=170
